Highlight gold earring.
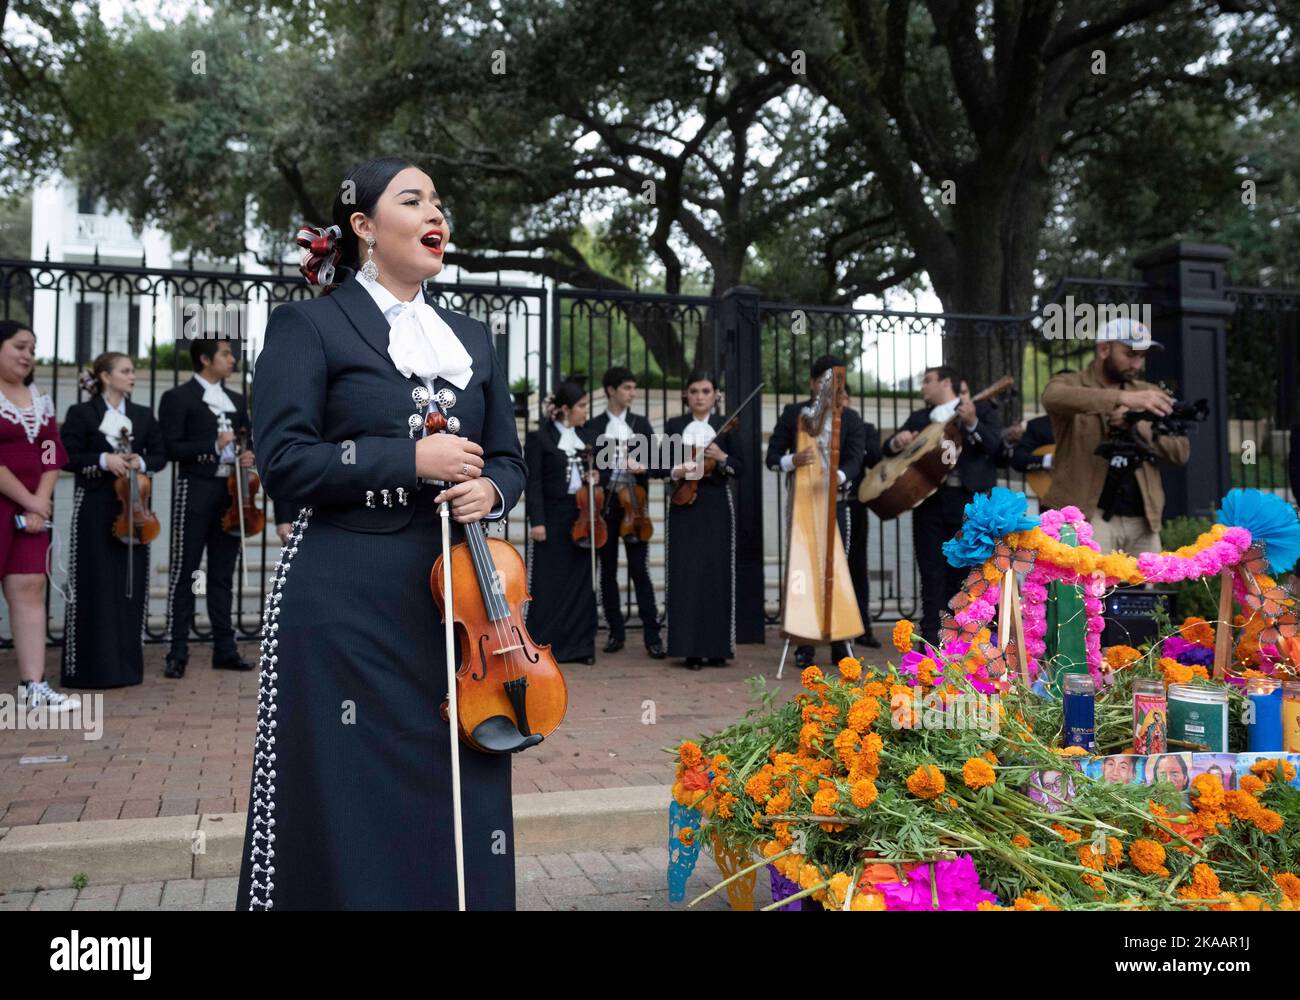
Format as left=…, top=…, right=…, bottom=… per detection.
left=361, top=237, right=379, bottom=281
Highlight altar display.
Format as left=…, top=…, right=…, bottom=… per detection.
left=667, top=488, right=1300, bottom=911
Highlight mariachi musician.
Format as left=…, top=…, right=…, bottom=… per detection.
left=883, top=365, right=1001, bottom=646
left=523, top=379, right=599, bottom=664
left=157, top=338, right=257, bottom=677
left=59, top=353, right=167, bottom=689
left=663, top=371, right=743, bottom=669
left=584, top=366, right=664, bottom=659
left=766, top=354, right=865, bottom=670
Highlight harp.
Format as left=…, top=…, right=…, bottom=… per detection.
left=780, top=366, right=863, bottom=647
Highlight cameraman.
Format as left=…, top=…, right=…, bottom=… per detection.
left=1041, top=318, right=1190, bottom=554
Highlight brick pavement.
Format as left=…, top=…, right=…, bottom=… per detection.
left=0, top=628, right=894, bottom=828
left=0, top=848, right=774, bottom=911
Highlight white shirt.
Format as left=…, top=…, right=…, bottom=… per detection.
left=356, top=275, right=505, bottom=518
left=193, top=371, right=238, bottom=474
left=96, top=393, right=128, bottom=470
left=553, top=420, right=585, bottom=494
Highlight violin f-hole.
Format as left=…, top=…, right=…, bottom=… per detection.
left=510, top=624, right=539, bottom=663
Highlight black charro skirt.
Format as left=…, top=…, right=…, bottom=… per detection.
left=523, top=511, right=597, bottom=662
left=60, top=484, right=149, bottom=689
left=664, top=479, right=736, bottom=660
left=235, top=492, right=514, bottom=911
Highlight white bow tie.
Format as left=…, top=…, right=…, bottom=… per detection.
left=930, top=398, right=959, bottom=424
left=201, top=381, right=237, bottom=414
left=98, top=406, right=133, bottom=448
left=387, top=300, right=474, bottom=390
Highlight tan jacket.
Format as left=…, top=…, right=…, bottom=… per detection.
left=1041, top=359, right=1191, bottom=533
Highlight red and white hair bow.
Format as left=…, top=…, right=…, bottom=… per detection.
left=295, top=224, right=343, bottom=285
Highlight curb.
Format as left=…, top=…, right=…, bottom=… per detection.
left=0, top=785, right=669, bottom=894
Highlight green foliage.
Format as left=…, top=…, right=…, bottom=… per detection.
left=70, top=872, right=88, bottom=891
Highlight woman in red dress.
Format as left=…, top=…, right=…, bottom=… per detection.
left=0, top=320, right=76, bottom=710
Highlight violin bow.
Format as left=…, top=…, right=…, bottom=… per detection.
left=587, top=449, right=598, bottom=594
left=220, top=413, right=250, bottom=591
left=429, top=403, right=468, bottom=910
left=118, top=427, right=134, bottom=600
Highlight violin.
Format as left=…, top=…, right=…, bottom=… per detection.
left=425, top=409, right=568, bottom=753
left=111, top=427, right=160, bottom=546
left=612, top=442, right=652, bottom=543
left=570, top=448, right=607, bottom=550
left=669, top=383, right=764, bottom=507
left=218, top=413, right=266, bottom=538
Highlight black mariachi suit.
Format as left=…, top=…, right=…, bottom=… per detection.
left=765, top=401, right=866, bottom=662
left=885, top=400, right=1002, bottom=645
left=523, top=423, right=598, bottom=662
left=158, top=376, right=252, bottom=665
left=59, top=395, right=167, bottom=689
left=583, top=410, right=662, bottom=649
left=663, top=413, right=742, bottom=660
left=235, top=273, right=526, bottom=911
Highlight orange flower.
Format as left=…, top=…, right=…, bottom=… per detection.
left=1250, top=758, right=1297, bottom=784
left=1275, top=873, right=1300, bottom=905
left=678, top=740, right=703, bottom=769
left=1105, top=837, right=1124, bottom=868
left=1158, top=658, right=1193, bottom=686
left=847, top=697, right=880, bottom=733
left=1104, top=645, right=1141, bottom=671
left=800, top=665, right=824, bottom=690
left=1051, top=823, right=1082, bottom=844
left=838, top=656, right=863, bottom=681
left=1177, top=616, right=1215, bottom=648
left=906, top=764, right=946, bottom=800
left=1177, top=863, right=1223, bottom=904
left=915, top=657, right=938, bottom=687
left=1011, top=834, right=1031, bottom=848
left=850, top=778, right=878, bottom=809
left=1190, top=773, right=1225, bottom=811
left=677, top=826, right=695, bottom=846
left=962, top=757, right=997, bottom=790
left=892, top=619, right=914, bottom=654
left=1129, top=839, right=1169, bottom=876
left=1012, top=891, right=1060, bottom=911
left=1239, top=774, right=1267, bottom=795
left=1252, top=808, right=1284, bottom=834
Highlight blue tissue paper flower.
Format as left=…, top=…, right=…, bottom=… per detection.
left=1216, top=488, right=1300, bottom=575
left=942, top=487, right=1040, bottom=568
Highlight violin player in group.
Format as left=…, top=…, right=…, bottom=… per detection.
left=59, top=353, right=167, bottom=689
left=523, top=379, right=600, bottom=665
left=157, top=338, right=258, bottom=678
left=236, top=156, right=527, bottom=910
left=583, top=366, right=665, bottom=659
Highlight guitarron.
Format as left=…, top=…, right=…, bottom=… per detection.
left=780, top=366, right=863, bottom=646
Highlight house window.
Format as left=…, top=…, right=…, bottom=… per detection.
left=76, top=189, right=98, bottom=215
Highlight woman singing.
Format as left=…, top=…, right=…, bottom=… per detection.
left=235, top=157, right=526, bottom=910
left=664, top=371, right=742, bottom=669
left=0, top=321, right=74, bottom=709
left=522, top=381, right=599, bottom=665
left=59, top=353, right=167, bottom=688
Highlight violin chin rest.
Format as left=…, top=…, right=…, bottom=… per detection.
left=471, top=715, right=545, bottom=754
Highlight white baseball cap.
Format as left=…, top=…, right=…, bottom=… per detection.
left=1098, top=317, right=1162, bottom=351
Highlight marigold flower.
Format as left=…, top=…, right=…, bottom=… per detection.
left=1252, top=808, right=1284, bottom=834
left=1190, top=773, right=1225, bottom=811
left=1105, top=837, right=1124, bottom=868
left=1011, top=834, right=1031, bottom=848
left=678, top=740, right=703, bottom=769
left=850, top=778, right=878, bottom=809
left=847, top=697, right=880, bottom=733
left=906, top=764, right=945, bottom=800
left=838, top=656, right=863, bottom=681
left=677, top=826, right=695, bottom=846
left=850, top=891, right=887, bottom=911
left=798, top=722, right=823, bottom=752
left=1239, top=774, right=1267, bottom=795
left=1275, top=873, right=1300, bottom=904
left=1104, top=645, right=1141, bottom=671
left=1177, top=616, right=1215, bottom=648
left=1251, top=758, right=1297, bottom=784
left=1225, top=789, right=1262, bottom=822
left=1051, top=823, right=1082, bottom=844
left=800, top=665, right=824, bottom=690
left=1129, top=838, right=1168, bottom=876
left=1178, top=863, right=1223, bottom=903
left=892, top=619, right=914, bottom=654
left=1012, top=891, right=1060, bottom=911
left=962, top=757, right=997, bottom=790
left=915, top=657, right=939, bottom=687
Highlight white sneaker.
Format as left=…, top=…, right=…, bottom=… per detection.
left=23, top=679, right=81, bottom=713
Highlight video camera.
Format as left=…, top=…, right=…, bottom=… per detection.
left=1094, top=387, right=1208, bottom=520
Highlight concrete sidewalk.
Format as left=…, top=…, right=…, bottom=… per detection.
left=0, top=846, right=765, bottom=911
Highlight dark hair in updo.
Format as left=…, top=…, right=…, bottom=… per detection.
left=80, top=351, right=131, bottom=395
left=544, top=380, right=586, bottom=421
left=324, top=156, right=416, bottom=294
left=0, top=319, right=36, bottom=386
